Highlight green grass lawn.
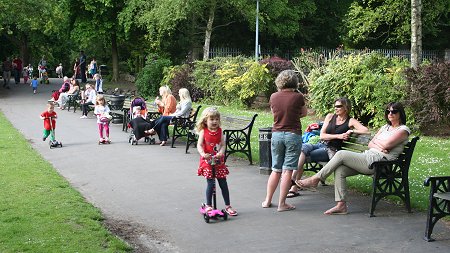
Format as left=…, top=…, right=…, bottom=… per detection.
left=0, top=113, right=131, bottom=252
left=197, top=103, right=450, bottom=212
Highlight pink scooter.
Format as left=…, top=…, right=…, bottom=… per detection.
left=199, top=155, right=228, bottom=223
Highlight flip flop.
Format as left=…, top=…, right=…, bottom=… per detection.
left=277, top=205, right=296, bottom=212
left=261, top=202, right=272, bottom=208
left=295, top=179, right=319, bottom=190
left=324, top=207, right=348, bottom=215
left=324, top=210, right=348, bottom=215
left=286, top=191, right=300, bottom=198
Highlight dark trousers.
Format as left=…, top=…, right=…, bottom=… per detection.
left=82, top=101, right=94, bottom=116
left=14, top=69, right=20, bottom=84
left=154, top=116, right=173, bottom=142
left=80, top=65, right=86, bottom=83
left=206, top=178, right=230, bottom=206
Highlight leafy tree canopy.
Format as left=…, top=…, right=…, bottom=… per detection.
left=343, top=0, right=450, bottom=48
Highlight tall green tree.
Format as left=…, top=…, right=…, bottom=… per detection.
left=69, top=0, right=125, bottom=81
left=411, top=0, right=422, bottom=69
left=119, top=0, right=315, bottom=60
left=0, top=0, right=69, bottom=65
left=343, top=0, right=449, bottom=49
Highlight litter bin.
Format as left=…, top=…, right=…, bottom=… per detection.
left=109, top=95, right=125, bottom=124
left=259, top=127, right=272, bottom=175
left=99, top=65, right=109, bottom=76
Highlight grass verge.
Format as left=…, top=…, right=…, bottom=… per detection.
left=0, top=112, right=131, bottom=252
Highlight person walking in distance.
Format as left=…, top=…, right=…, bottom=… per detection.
left=79, top=51, right=87, bottom=83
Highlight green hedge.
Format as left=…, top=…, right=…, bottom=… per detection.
left=308, top=52, right=410, bottom=128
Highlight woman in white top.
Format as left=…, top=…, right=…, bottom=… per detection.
left=149, top=88, right=192, bottom=146
left=297, top=102, right=410, bottom=215
left=80, top=84, right=97, bottom=118
left=58, top=78, right=80, bottom=110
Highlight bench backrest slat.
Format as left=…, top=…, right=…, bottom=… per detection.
left=222, top=114, right=257, bottom=131
left=433, top=192, right=450, bottom=200
left=341, top=134, right=371, bottom=153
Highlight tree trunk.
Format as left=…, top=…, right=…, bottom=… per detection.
left=20, top=34, right=30, bottom=66
left=111, top=31, right=119, bottom=82
left=203, top=1, right=216, bottom=61
left=411, top=0, right=422, bottom=69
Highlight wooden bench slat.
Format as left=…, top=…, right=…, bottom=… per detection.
left=434, top=192, right=450, bottom=200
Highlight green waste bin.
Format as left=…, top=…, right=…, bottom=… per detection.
left=259, top=127, right=272, bottom=175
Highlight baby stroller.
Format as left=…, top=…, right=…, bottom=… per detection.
left=40, top=68, right=49, bottom=84
left=127, top=98, right=155, bottom=145
left=129, top=97, right=148, bottom=119
left=128, top=116, right=157, bottom=145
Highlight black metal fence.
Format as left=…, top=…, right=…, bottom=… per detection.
left=209, top=47, right=445, bottom=62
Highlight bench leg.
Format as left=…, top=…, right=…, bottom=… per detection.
left=370, top=173, right=382, bottom=217
left=424, top=196, right=450, bottom=241
left=369, top=165, right=411, bottom=217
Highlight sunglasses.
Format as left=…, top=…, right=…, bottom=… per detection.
left=334, top=105, right=343, bottom=108
left=385, top=109, right=399, bottom=114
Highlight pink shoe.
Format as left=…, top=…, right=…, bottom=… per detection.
left=225, top=206, right=238, bottom=216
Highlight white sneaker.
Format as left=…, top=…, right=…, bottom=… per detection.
left=80, top=115, right=87, bottom=119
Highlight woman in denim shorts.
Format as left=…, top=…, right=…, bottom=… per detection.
left=262, top=70, right=307, bottom=212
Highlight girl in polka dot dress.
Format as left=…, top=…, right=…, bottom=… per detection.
left=196, top=107, right=238, bottom=216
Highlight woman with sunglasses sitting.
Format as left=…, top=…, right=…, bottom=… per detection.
left=296, top=102, right=410, bottom=214
left=287, top=97, right=370, bottom=198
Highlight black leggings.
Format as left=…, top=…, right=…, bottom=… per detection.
left=82, top=101, right=94, bottom=116
left=206, top=178, right=230, bottom=206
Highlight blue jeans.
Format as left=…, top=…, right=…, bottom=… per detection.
left=271, top=131, right=302, bottom=172
left=302, top=142, right=329, bottom=162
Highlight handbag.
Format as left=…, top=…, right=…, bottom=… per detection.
left=100, top=112, right=112, bottom=123
left=326, top=146, right=337, bottom=160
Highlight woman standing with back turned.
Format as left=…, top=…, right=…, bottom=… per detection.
left=262, top=70, right=307, bottom=212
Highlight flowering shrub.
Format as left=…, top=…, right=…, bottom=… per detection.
left=260, top=56, right=294, bottom=95
left=217, top=61, right=272, bottom=107
left=190, top=56, right=272, bottom=107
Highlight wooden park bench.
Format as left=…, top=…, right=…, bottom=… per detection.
left=109, top=99, right=130, bottom=129
left=222, top=114, right=258, bottom=164
left=170, top=105, right=202, bottom=148
left=186, top=114, right=258, bottom=165
left=304, top=134, right=419, bottom=217
left=424, top=176, right=450, bottom=242
left=66, top=93, right=81, bottom=112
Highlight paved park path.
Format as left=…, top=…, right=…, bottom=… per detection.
left=1, top=79, right=449, bottom=253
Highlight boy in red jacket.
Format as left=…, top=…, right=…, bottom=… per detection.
left=40, top=103, right=57, bottom=141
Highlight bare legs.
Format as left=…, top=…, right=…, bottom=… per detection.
left=262, top=170, right=295, bottom=211
left=288, top=151, right=307, bottom=194
left=324, top=201, right=347, bottom=215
